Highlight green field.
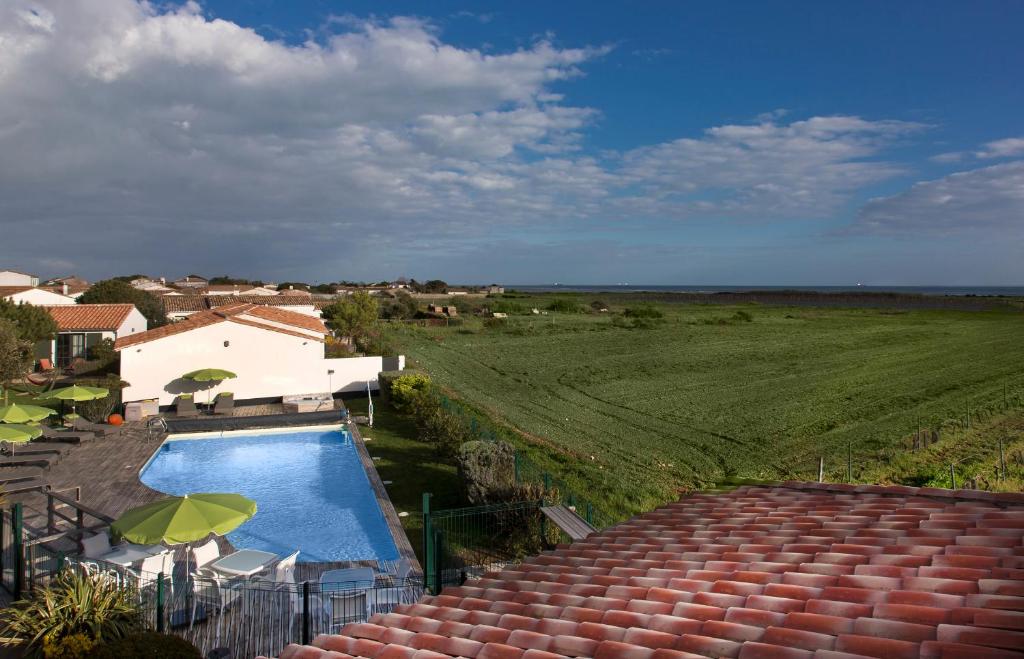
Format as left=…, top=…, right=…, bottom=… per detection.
left=389, top=297, right=1024, bottom=518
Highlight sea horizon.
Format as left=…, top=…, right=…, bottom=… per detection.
left=508, top=284, right=1024, bottom=297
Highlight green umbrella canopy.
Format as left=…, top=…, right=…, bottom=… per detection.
left=0, top=403, right=56, bottom=424
left=37, top=385, right=109, bottom=402
left=182, top=368, right=237, bottom=382
left=0, top=424, right=43, bottom=443
left=111, top=493, right=257, bottom=545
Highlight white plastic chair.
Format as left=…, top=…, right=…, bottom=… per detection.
left=191, top=539, right=220, bottom=571
left=191, top=573, right=243, bottom=645
left=81, top=533, right=111, bottom=559
left=326, top=590, right=369, bottom=632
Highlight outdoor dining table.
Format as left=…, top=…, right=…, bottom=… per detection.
left=101, top=544, right=165, bottom=567
left=208, top=549, right=279, bottom=579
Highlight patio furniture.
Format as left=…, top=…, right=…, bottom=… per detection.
left=71, top=417, right=121, bottom=438
left=208, top=549, right=278, bottom=579
left=81, top=532, right=113, bottom=559
left=174, top=395, right=198, bottom=418
left=256, top=550, right=299, bottom=583
left=38, top=425, right=94, bottom=443
left=282, top=393, right=333, bottom=413
left=191, top=574, right=244, bottom=643
left=321, top=567, right=375, bottom=627
left=127, top=551, right=175, bottom=598
left=191, top=538, right=221, bottom=572
left=213, top=392, right=234, bottom=415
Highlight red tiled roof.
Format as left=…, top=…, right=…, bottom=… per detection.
left=114, top=302, right=327, bottom=349
left=43, top=304, right=137, bottom=331
left=162, top=296, right=210, bottom=314
left=272, top=482, right=1024, bottom=659
left=0, top=286, right=33, bottom=297
left=207, top=294, right=322, bottom=307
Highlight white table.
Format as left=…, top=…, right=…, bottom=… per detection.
left=101, top=544, right=164, bottom=567
left=208, top=549, right=278, bottom=578
left=320, top=567, right=375, bottom=590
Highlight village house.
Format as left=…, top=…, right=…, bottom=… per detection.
left=0, top=270, right=39, bottom=287
left=1, top=286, right=77, bottom=306
left=116, top=303, right=400, bottom=407
left=40, top=303, right=147, bottom=367
left=171, top=274, right=208, bottom=288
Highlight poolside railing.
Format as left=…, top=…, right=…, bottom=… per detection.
left=1, top=522, right=424, bottom=658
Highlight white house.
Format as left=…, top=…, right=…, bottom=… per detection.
left=1, top=286, right=77, bottom=306
left=115, top=303, right=401, bottom=407
left=204, top=284, right=279, bottom=296
left=0, top=270, right=39, bottom=286
left=41, top=304, right=148, bottom=367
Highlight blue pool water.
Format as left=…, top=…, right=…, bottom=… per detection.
left=141, top=429, right=399, bottom=563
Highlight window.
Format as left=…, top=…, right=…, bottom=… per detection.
left=56, top=333, right=86, bottom=367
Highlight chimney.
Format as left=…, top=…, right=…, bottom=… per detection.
left=160, top=277, right=166, bottom=284
left=289, top=285, right=294, bottom=290
left=62, top=283, right=68, bottom=295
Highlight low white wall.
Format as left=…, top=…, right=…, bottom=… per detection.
left=119, top=321, right=401, bottom=406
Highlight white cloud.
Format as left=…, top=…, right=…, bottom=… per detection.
left=854, top=161, right=1024, bottom=235
left=0, top=0, right=935, bottom=278
left=976, top=137, right=1024, bottom=159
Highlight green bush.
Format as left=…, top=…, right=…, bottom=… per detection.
left=378, top=369, right=423, bottom=401
left=546, top=298, right=582, bottom=313
left=457, top=440, right=517, bottom=504
left=489, top=299, right=528, bottom=315
left=391, top=373, right=431, bottom=413
left=623, top=305, right=664, bottom=319
left=414, top=396, right=472, bottom=458
left=86, top=339, right=117, bottom=365
left=74, top=375, right=128, bottom=423
left=0, top=570, right=141, bottom=658
left=88, top=632, right=201, bottom=659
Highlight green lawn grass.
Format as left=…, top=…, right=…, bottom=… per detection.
left=388, top=298, right=1024, bottom=520
left=345, top=397, right=461, bottom=560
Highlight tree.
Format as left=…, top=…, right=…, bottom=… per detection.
left=380, top=290, right=418, bottom=319
left=0, top=318, right=32, bottom=403
left=322, top=291, right=379, bottom=345
left=419, top=279, right=448, bottom=294
left=0, top=299, right=59, bottom=343
left=78, top=279, right=167, bottom=327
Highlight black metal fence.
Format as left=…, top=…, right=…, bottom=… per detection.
left=0, top=505, right=424, bottom=658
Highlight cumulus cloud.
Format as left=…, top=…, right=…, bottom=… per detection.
left=0, top=0, right=933, bottom=279
left=976, top=137, right=1024, bottom=159
left=854, top=161, right=1024, bottom=235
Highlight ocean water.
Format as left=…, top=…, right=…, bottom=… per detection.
left=511, top=285, right=1024, bottom=297
left=141, top=429, right=399, bottom=563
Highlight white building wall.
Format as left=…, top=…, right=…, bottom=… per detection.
left=118, top=321, right=396, bottom=405
left=0, top=271, right=38, bottom=286
left=5, top=288, right=76, bottom=305
left=115, top=308, right=148, bottom=337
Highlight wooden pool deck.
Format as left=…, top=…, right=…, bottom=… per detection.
left=2, top=408, right=420, bottom=657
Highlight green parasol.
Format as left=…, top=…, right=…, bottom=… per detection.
left=0, top=403, right=56, bottom=424
left=37, top=385, right=109, bottom=423
left=182, top=368, right=237, bottom=409
left=111, top=493, right=256, bottom=546
left=0, top=423, right=43, bottom=456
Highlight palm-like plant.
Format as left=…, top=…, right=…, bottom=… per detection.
left=0, top=569, right=142, bottom=657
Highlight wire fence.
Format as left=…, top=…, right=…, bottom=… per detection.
left=1, top=509, right=424, bottom=658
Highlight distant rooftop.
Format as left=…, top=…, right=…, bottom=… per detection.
left=273, top=482, right=1024, bottom=659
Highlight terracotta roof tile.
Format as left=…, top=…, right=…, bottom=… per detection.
left=114, top=303, right=326, bottom=349
left=266, top=483, right=1024, bottom=659
left=43, top=304, right=137, bottom=331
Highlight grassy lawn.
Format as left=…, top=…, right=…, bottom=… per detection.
left=389, top=296, right=1024, bottom=519
left=345, top=397, right=462, bottom=561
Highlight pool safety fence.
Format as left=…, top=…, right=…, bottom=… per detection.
left=0, top=508, right=423, bottom=658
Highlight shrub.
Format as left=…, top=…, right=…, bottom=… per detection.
left=546, top=298, right=582, bottom=313
left=623, top=305, right=663, bottom=319
left=489, top=299, right=527, bottom=315
left=457, top=440, right=517, bottom=504
left=590, top=300, right=608, bottom=311
left=414, top=395, right=472, bottom=458
left=88, top=631, right=201, bottom=659
left=732, top=310, right=754, bottom=322
left=74, top=375, right=128, bottom=423
left=86, top=339, right=117, bottom=365
left=45, top=632, right=97, bottom=659
left=391, top=373, right=431, bottom=413
left=0, top=569, right=141, bottom=657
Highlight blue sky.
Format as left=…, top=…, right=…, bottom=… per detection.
left=0, top=1, right=1021, bottom=284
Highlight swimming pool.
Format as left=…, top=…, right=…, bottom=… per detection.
left=141, top=427, right=400, bottom=563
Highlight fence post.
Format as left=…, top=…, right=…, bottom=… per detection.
left=422, top=493, right=433, bottom=593
left=432, top=528, right=444, bottom=594
left=13, top=502, right=24, bottom=600
left=585, top=503, right=593, bottom=525
left=847, top=443, right=852, bottom=483
left=949, top=464, right=956, bottom=490
left=0, top=507, right=5, bottom=579
left=302, top=581, right=311, bottom=645
left=154, top=573, right=164, bottom=634
left=542, top=473, right=552, bottom=497
left=998, top=436, right=1007, bottom=481
left=818, top=457, right=824, bottom=483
